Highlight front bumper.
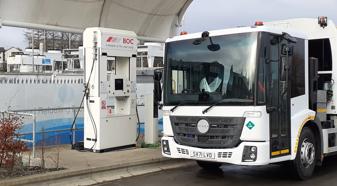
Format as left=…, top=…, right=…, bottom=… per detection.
left=161, top=136, right=271, bottom=166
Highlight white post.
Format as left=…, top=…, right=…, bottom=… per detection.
left=43, top=30, right=47, bottom=52
left=144, top=94, right=158, bottom=144
left=31, top=29, right=35, bottom=72
left=147, top=56, right=154, bottom=68
left=68, top=33, right=71, bottom=49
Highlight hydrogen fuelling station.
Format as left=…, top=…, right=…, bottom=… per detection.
left=83, top=28, right=138, bottom=152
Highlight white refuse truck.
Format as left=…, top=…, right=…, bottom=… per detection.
left=161, top=17, right=337, bottom=179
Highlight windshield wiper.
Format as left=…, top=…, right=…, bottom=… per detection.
left=170, top=102, right=184, bottom=113
left=202, top=98, right=252, bottom=114
left=202, top=100, right=223, bottom=114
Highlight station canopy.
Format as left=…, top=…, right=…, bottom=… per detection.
left=0, top=0, right=193, bottom=41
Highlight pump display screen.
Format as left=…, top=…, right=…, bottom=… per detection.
left=115, top=79, right=124, bottom=90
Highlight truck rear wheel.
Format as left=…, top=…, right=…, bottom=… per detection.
left=293, top=127, right=317, bottom=180
left=196, top=160, right=222, bottom=170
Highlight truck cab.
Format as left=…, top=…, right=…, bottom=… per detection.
left=161, top=18, right=337, bottom=179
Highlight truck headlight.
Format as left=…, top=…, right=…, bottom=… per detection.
left=161, top=140, right=171, bottom=155
left=251, top=146, right=257, bottom=152
left=250, top=153, right=256, bottom=160
left=242, top=146, right=257, bottom=162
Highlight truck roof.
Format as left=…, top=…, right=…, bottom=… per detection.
left=167, top=18, right=337, bottom=43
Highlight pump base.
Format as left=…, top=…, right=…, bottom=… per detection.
left=85, top=144, right=136, bottom=153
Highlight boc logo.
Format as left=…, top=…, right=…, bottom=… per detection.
left=106, top=36, right=134, bottom=45
left=123, top=38, right=134, bottom=44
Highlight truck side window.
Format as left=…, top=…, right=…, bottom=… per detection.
left=269, top=43, right=279, bottom=107
left=309, top=38, right=333, bottom=90
left=309, top=39, right=332, bottom=71
left=290, top=39, right=305, bottom=97
left=257, top=47, right=266, bottom=104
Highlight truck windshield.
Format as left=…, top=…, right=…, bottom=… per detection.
left=164, top=32, right=259, bottom=106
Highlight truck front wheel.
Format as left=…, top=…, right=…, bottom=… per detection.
left=293, top=127, right=317, bottom=180
left=196, top=160, right=222, bottom=170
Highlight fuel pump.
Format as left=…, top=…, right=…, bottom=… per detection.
left=83, top=27, right=138, bottom=152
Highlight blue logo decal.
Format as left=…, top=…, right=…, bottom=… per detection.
left=246, top=121, right=255, bottom=130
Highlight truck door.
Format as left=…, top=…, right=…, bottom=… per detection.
left=266, top=36, right=291, bottom=158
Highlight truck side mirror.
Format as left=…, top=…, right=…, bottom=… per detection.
left=208, top=43, right=220, bottom=52
left=154, top=70, right=162, bottom=81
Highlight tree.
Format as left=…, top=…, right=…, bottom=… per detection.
left=0, top=116, right=27, bottom=169
left=24, top=29, right=83, bottom=51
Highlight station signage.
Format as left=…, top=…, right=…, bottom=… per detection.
left=103, top=35, right=137, bottom=51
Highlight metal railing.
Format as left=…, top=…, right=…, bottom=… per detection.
left=10, top=106, right=83, bottom=112
left=2, top=106, right=84, bottom=158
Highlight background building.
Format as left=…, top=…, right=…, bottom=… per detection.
left=5, top=47, right=22, bottom=60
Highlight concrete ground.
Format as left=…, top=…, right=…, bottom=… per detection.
left=34, top=145, right=164, bottom=170
left=0, top=145, right=192, bottom=186
left=98, top=155, right=337, bottom=186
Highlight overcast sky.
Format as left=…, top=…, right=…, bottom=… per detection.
left=1, top=0, right=337, bottom=49
left=0, top=26, right=26, bottom=49
left=182, top=0, right=337, bottom=32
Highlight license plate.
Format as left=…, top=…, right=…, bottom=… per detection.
left=190, top=151, right=215, bottom=159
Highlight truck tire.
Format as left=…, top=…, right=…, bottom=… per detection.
left=196, top=160, right=222, bottom=170
left=293, top=127, right=317, bottom=180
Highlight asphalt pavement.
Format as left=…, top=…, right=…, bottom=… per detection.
left=97, top=155, right=337, bottom=186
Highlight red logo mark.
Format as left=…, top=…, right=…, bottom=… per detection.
left=106, top=37, right=117, bottom=43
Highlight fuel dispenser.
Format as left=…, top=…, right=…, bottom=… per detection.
left=83, top=28, right=138, bottom=152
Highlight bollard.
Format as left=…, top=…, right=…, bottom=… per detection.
left=144, top=94, right=158, bottom=144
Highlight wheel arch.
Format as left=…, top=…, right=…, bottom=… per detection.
left=295, top=118, right=323, bottom=165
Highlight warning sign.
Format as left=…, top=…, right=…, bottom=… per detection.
left=101, top=100, right=107, bottom=110
left=107, top=107, right=113, bottom=116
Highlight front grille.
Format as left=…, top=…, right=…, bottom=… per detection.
left=171, top=116, right=245, bottom=148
